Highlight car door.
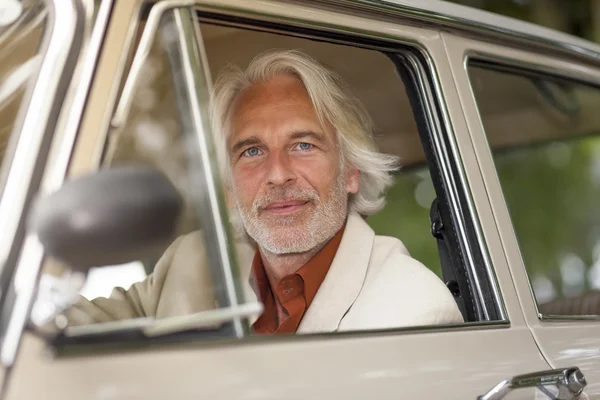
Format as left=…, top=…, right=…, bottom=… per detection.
left=443, top=28, right=600, bottom=399
left=2, top=1, right=553, bottom=399
left=0, top=0, right=102, bottom=391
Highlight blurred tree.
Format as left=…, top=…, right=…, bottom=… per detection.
left=367, top=169, right=442, bottom=277
left=530, top=0, right=569, bottom=32
left=494, top=138, right=600, bottom=296
left=449, top=0, right=596, bottom=42
left=591, top=0, right=600, bottom=42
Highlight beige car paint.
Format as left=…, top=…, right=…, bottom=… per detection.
left=0, top=0, right=97, bottom=390
left=9, top=326, right=548, bottom=399
left=442, top=32, right=600, bottom=398
left=6, top=0, right=600, bottom=398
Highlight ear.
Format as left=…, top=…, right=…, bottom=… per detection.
left=345, top=167, right=360, bottom=195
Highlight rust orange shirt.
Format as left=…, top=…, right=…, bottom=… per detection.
left=250, top=226, right=345, bottom=334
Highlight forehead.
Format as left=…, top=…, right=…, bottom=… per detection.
left=233, top=74, right=312, bottom=116
left=230, top=74, right=334, bottom=141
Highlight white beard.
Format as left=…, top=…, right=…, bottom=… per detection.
left=233, top=174, right=348, bottom=254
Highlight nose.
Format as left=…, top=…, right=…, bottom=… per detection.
left=265, top=151, right=296, bottom=186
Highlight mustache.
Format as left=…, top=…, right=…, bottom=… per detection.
left=252, top=187, right=320, bottom=212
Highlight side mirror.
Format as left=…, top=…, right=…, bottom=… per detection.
left=29, top=165, right=183, bottom=270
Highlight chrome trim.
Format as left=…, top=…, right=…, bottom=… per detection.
left=284, top=0, right=600, bottom=66
left=25, top=0, right=114, bottom=331
left=421, top=49, right=507, bottom=320
left=403, top=53, right=488, bottom=320
left=0, top=0, right=105, bottom=366
left=477, top=366, right=586, bottom=400
left=540, top=314, right=600, bottom=322
left=170, top=7, right=246, bottom=337
left=0, top=2, right=47, bottom=48
left=42, top=0, right=114, bottom=193
left=51, top=319, right=512, bottom=358
left=1, top=236, right=45, bottom=366
left=428, top=54, right=507, bottom=321
left=0, top=0, right=80, bottom=297
left=64, top=302, right=263, bottom=338
left=463, top=51, right=600, bottom=322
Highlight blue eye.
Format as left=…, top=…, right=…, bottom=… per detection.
left=297, top=142, right=313, bottom=151
left=242, top=147, right=261, bottom=157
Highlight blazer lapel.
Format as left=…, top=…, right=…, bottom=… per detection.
left=297, top=212, right=375, bottom=333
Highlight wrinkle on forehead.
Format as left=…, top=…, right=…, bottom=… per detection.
left=230, top=74, right=336, bottom=147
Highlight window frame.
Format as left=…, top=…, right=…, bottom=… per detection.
left=465, top=54, right=600, bottom=322
left=388, top=51, right=502, bottom=322
left=49, top=1, right=511, bottom=352
left=190, top=5, right=507, bottom=324
left=0, top=0, right=110, bottom=369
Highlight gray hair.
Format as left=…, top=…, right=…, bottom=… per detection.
left=210, top=49, right=398, bottom=216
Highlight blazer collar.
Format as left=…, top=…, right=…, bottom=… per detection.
left=297, top=212, right=374, bottom=333
left=238, top=212, right=375, bottom=331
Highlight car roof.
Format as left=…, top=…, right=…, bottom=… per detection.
left=310, top=0, right=600, bottom=64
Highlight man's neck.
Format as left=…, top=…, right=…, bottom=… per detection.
left=259, top=242, right=326, bottom=284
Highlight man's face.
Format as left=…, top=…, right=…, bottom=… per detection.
left=228, top=74, right=359, bottom=254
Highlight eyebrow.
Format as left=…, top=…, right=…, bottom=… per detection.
left=230, top=136, right=262, bottom=156
left=289, top=130, right=327, bottom=144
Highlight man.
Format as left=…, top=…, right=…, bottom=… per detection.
left=65, top=50, right=463, bottom=333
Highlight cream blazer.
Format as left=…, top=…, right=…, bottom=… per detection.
left=66, top=212, right=464, bottom=332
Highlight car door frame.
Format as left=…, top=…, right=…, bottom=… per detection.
left=6, top=1, right=551, bottom=399
left=442, top=30, right=600, bottom=399
left=0, top=0, right=111, bottom=389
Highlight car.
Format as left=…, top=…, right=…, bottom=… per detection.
left=1, top=0, right=599, bottom=398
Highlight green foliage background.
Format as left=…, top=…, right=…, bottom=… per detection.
left=367, top=169, right=442, bottom=277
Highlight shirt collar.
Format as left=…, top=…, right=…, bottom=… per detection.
left=295, top=224, right=345, bottom=305
left=249, top=223, right=346, bottom=308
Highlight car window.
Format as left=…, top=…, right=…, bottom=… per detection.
left=0, top=2, right=46, bottom=199
left=468, top=62, right=600, bottom=317
left=48, top=7, right=502, bottom=345
left=81, top=11, right=214, bottom=306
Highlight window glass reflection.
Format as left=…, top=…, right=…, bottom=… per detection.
left=470, top=64, right=600, bottom=315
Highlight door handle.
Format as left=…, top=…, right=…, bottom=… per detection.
left=477, top=367, right=586, bottom=400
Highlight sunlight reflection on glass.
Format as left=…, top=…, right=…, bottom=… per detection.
left=532, top=275, right=556, bottom=304
left=79, top=262, right=147, bottom=300
left=560, top=253, right=586, bottom=297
